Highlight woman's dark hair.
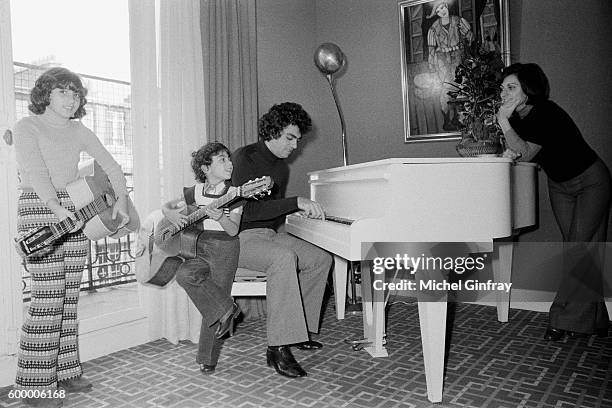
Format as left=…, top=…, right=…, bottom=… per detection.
left=258, top=102, right=312, bottom=141
left=191, top=141, right=231, bottom=183
left=29, top=67, right=88, bottom=119
left=502, top=63, right=550, bottom=105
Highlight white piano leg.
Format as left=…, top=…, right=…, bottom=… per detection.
left=417, top=292, right=447, bottom=403
left=492, top=239, right=514, bottom=323
left=360, top=261, right=388, bottom=358
left=333, top=255, right=347, bottom=320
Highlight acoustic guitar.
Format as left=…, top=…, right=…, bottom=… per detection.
left=135, top=176, right=273, bottom=287
left=15, top=160, right=140, bottom=259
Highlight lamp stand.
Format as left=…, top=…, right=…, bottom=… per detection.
left=325, top=74, right=348, bottom=166
left=324, top=75, right=361, bottom=314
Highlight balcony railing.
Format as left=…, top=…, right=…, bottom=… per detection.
left=14, top=62, right=136, bottom=302
left=21, top=230, right=139, bottom=302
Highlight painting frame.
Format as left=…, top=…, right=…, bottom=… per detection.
left=398, top=0, right=510, bottom=143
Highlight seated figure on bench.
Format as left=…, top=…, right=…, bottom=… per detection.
left=231, top=102, right=333, bottom=378
left=162, top=142, right=242, bottom=375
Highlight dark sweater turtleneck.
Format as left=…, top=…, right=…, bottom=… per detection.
left=231, top=140, right=299, bottom=231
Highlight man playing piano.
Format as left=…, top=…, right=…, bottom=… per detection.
left=232, top=102, right=332, bottom=378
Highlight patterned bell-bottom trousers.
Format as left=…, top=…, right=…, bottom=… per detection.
left=15, top=190, right=89, bottom=390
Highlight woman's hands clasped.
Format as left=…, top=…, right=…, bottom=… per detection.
left=497, top=98, right=521, bottom=122
left=497, top=94, right=528, bottom=122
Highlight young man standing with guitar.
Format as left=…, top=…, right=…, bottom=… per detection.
left=160, top=142, right=242, bottom=375
left=231, top=102, right=333, bottom=378
left=13, top=68, right=131, bottom=407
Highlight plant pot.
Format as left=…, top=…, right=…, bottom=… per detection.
left=456, top=139, right=501, bottom=157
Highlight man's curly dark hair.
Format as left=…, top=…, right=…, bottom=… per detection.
left=258, top=102, right=312, bottom=141
left=29, top=67, right=88, bottom=119
left=191, top=141, right=231, bottom=183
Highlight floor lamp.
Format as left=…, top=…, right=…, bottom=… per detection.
left=314, top=43, right=361, bottom=314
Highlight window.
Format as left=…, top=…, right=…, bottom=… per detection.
left=106, top=109, right=126, bottom=146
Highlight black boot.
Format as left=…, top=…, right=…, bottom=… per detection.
left=266, top=346, right=307, bottom=378
left=543, top=326, right=565, bottom=341
left=215, top=302, right=240, bottom=339
left=295, top=340, right=323, bottom=350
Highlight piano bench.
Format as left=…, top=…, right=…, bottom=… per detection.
left=231, top=268, right=267, bottom=297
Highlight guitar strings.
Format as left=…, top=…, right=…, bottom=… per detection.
left=160, top=189, right=239, bottom=237
left=50, top=196, right=110, bottom=237
left=156, top=178, right=269, bottom=240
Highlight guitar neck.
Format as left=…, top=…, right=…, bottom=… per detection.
left=190, top=189, right=239, bottom=221
left=49, top=195, right=109, bottom=238
left=166, top=187, right=241, bottom=236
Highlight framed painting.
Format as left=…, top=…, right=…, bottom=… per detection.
left=398, top=0, right=510, bottom=142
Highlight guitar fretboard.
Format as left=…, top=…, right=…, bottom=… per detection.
left=49, top=196, right=109, bottom=237
left=161, top=187, right=241, bottom=238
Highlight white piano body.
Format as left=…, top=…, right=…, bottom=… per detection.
left=286, top=157, right=537, bottom=403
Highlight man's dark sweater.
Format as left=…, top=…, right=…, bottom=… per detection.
left=232, top=140, right=299, bottom=231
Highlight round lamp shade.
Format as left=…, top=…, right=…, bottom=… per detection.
left=314, top=43, right=345, bottom=75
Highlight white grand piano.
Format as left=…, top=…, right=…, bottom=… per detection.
left=286, top=157, right=537, bottom=403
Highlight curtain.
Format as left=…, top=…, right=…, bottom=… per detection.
left=129, top=0, right=207, bottom=344
left=201, top=0, right=263, bottom=319
left=129, top=0, right=261, bottom=344
left=201, top=0, right=258, bottom=151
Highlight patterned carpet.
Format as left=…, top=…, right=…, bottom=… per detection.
left=1, top=298, right=610, bottom=408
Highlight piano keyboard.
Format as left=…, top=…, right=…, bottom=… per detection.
left=325, top=215, right=355, bottom=225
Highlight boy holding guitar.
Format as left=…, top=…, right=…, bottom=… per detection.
left=13, top=67, right=130, bottom=407
left=160, top=142, right=242, bottom=375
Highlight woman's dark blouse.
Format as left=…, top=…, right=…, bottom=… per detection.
left=509, top=100, right=597, bottom=182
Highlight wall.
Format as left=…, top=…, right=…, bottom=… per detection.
left=257, top=0, right=460, bottom=200
left=505, top=0, right=612, bottom=292
left=256, top=0, right=339, bottom=201
left=256, top=0, right=612, bottom=304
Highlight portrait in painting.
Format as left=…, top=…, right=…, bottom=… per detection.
left=399, top=0, right=509, bottom=142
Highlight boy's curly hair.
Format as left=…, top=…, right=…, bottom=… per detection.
left=191, top=141, right=231, bottom=183
left=258, top=102, right=312, bottom=141
left=29, top=67, right=88, bottom=119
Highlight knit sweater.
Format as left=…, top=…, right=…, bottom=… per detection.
left=231, top=140, right=299, bottom=231
left=14, top=114, right=128, bottom=204
left=508, top=100, right=597, bottom=182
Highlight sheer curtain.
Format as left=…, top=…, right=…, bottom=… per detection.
left=129, top=0, right=207, bottom=344
left=129, top=0, right=261, bottom=344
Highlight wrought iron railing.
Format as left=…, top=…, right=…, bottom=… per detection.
left=21, top=231, right=139, bottom=303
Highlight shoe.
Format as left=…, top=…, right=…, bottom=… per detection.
left=266, top=346, right=307, bottom=378
left=295, top=340, right=323, bottom=350
left=595, top=327, right=609, bottom=337
left=567, top=331, right=589, bottom=338
left=58, top=376, right=92, bottom=393
left=543, top=326, right=565, bottom=341
left=22, top=397, right=63, bottom=407
left=199, top=363, right=216, bottom=375
left=215, top=302, right=241, bottom=339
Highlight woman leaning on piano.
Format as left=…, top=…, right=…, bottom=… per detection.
left=13, top=67, right=129, bottom=407
left=497, top=62, right=611, bottom=341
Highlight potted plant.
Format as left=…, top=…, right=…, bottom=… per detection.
left=447, top=39, right=505, bottom=156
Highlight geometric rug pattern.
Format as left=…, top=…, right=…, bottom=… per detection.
left=1, top=299, right=610, bottom=407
